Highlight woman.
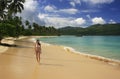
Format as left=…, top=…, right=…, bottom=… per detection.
left=35, top=40, right=41, bottom=63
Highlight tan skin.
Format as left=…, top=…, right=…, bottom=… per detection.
left=35, top=40, right=41, bottom=63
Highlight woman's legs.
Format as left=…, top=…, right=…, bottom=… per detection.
left=38, top=52, right=40, bottom=62
left=36, top=52, right=40, bottom=63
left=36, top=52, right=38, bottom=62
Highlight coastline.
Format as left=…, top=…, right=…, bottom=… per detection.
left=64, top=46, right=120, bottom=66
left=33, top=36, right=120, bottom=66
left=1, top=36, right=119, bottom=65
left=0, top=36, right=120, bottom=79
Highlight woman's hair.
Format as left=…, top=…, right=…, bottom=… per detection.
left=36, top=40, right=40, bottom=45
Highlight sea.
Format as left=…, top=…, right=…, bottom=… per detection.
left=38, top=36, right=120, bottom=62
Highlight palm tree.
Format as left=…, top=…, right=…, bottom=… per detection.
left=0, top=0, right=25, bottom=43
left=26, top=20, right=32, bottom=30
left=0, top=0, right=11, bottom=43
left=33, top=22, right=39, bottom=31
left=28, top=25, right=32, bottom=30
left=8, top=0, right=25, bottom=38
left=0, top=0, right=10, bottom=20
left=8, top=0, right=25, bottom=16
left=25, top=20, right=29, bottom=26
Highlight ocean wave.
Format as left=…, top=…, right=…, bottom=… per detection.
left=64, top=46, right=120, bottom=66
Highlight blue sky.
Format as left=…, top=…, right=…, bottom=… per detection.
left=19, top=0, right=120, bottom=28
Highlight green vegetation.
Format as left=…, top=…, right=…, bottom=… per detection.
left=58, top=24, right=120, bottom=36
left=58, top=26, right=83, bottom=35
left=0, top=0, right=59, bottom=43
left=23, top=22, right=59, bottom=36
left=0, top=0, right=25, bottom=43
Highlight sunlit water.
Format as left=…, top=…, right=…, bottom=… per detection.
left=39, top=36, right=120, bottom=60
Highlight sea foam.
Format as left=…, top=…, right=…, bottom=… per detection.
left=64, top=46, right=120, bottom=66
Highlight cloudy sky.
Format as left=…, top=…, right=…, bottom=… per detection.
left=19, top=0, right=120, bottom=28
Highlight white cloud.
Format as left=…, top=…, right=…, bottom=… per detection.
left=38, top=13, right=86, bottom=28
left=38, top=14, right=72, bottom=28
left=83, top=0, right=114, bottom=4
left=24, top=0, right=38, bottom=12
left=81, top=9, right=99, bottom=13
left=38, top=14, right=48, bottom=20
left=92, top=17, right=106, bottom=24
left=44, top=5, right=56, bottom=12
left=70, top=2, right=76, bottom=7
left=109, top=19, right=116, bottom=24
left=70, top=0, right=114, bottom=5
left=19, top=0, right=81, bottom=28
left=44, top=5, right=78, bottom=15
left=17, top=0, right=45, bottom=26
left=70, top=0, right=81, bottom=7
left=59, top=8, right=78, bottom=14
left=74, top=18, right=86, bottom=25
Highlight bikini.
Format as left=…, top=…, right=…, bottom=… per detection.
left=35, top=43, right=41, bottom=52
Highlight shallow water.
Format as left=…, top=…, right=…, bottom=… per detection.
left=39, top=36, right=120, bottom=60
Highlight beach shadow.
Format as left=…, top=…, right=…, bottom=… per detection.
left=14, top=40, right=33, bottom=43
left=40, top=63, right=64, bottom=67
left=16, top=45, right=33, bottom=48
left=0, top=43, right=17, bottom=47
left=0, top=43, right=32, bottom=48
left=14, top=40, right=34, bottom=48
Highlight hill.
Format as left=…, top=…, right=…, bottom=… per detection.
left=58, top=24, right=120, bottom=36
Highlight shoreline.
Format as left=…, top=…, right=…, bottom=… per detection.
left=0, top=36, right=120, bottom=79
left=31, top=36, right=120, bottom=66
left=64, top=46, right=120, bottom=66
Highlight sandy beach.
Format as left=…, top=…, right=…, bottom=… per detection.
left=0, top=37, right=14, bottom=53
left=0, top=36, right=120, bottom=79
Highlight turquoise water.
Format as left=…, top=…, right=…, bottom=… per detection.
left=39, top=36, right=120, bottom=60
